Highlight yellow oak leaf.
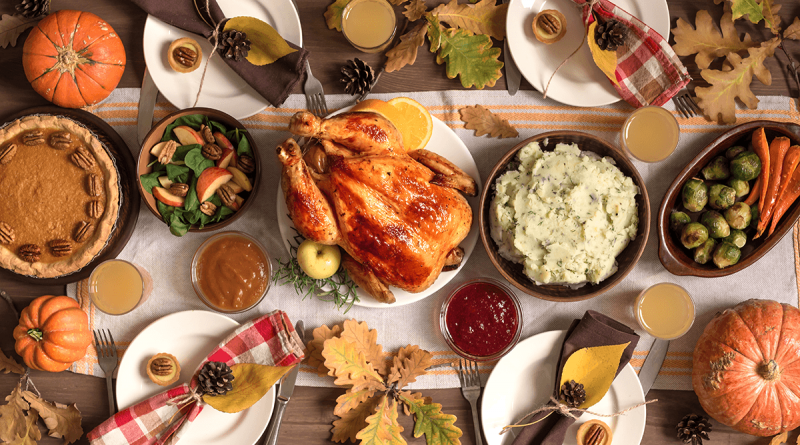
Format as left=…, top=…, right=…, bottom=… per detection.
left=759, top=0, right=782, bottom=34
left=399, top=393, right=462, bottom=445
left=0, top=350, right=24, bottom=375
left=332, top=395, right=382, bottom=443
left=398, top=391, right=432, bottom=416
left=334, top=377, right=385, bottom=416
left=784, top=17, right=800, bottom=40
left=340, top=320, right=389, bottom=377
left=435, top=26, right=503, bottom=89
left=427, top=15, right=445, bottom=53
left=404, top=0, right=427, bottom=22
left=431, top=0, right=508, bottom=40
left=22, top=391, right=82, bottom=444
left=387, top=345, right=432, bottom=389
left=459, top=105, right=518, bottom=139
left=324, top=0, right=352, bottom=32
left=203, top=363, right=293, bottom=413
left=307, top=324, right=343, bottom=377
left=5, top=409, right=41, bottom=445
left=356, top=395, right=406, bottom=445
left=223, top=17, right=297, bottom=66
left=386, top=22, right=429, bottom=73
left=587, top=22, right=618, bottom=86
left=323, top=336, right=383, bottom=383
left=671, top=11, right=755, bottom=70
left=0, top=382, right=30, bottom=443
left=695, top=38, right=780, bottom=124
left=728, top=0, right=782, bottom=33
left=560, top=342, right=630, bottom=408
left=770, top=431, right=788, bottom=445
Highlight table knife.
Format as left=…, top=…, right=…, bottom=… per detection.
left=638, top=338, right=669, bottom=396
left=263, top=321, right=304, bottom=445
left=501, top=0, right=521, bottom=96
left=137, top=69, right=159, bottom=145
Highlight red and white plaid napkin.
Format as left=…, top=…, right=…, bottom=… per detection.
left=87, top=311, right=304, bottom=445
left=575, top=0, right=691, bottom=107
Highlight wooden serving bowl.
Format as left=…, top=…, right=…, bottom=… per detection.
left=137, top=108, right=260, bottom=232
left=479, top=131, right=651, bottom=302
left=658, top=120, right=800, bottom=277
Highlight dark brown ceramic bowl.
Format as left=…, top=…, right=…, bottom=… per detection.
left=658, top=120, right=800, bottom=277
left=137, top=108, right=260, bottom=232
left=479, top=131, right=651, bottom=302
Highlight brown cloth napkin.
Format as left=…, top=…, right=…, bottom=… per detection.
left=131, top=0, right=308, bottom=107
left=511, top=311, right=639, bottom=445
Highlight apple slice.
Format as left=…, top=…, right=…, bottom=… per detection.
left=173, top=126, right=204, bottom=146
left=196, top=167, right=233, bottom=202
left=213, top=131, right=234, bottom=150
left=227, top=181, right=244, bottom=194
left=158, top=176, right=173, bottom=188
left=150, top=141, right=170, bottom=156
left=227, top=167, right=252, bottom=192
left=229, top=195, right=244, bottom=211
left=216, top=146, right=237, bottom=169
left=153, top=186, right=185, bottom=207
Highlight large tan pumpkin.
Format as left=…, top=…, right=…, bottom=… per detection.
left=693, top=299, right=800, bottom=436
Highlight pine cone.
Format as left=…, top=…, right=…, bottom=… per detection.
left=676, top=414, right=712, bottom=445
left=594, top=19, right=626, bottom=52
left=559, top=380, right=586, bottom=407
left=197, top=361, right=235, bottom=396
left=217, top=30, right=251, bottom=62
left=16, top=0, right=49, bottom=18
left=341, top=58, right=376, bottom=97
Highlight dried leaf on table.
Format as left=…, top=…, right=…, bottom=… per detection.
left=340, top=319, right=389, bottom=376
left=398, top=393, right=462, bottom=445
left=355, top=395, right=406, bottom=445
left=387, top=0, right=410, bottom=5
left=559, top=342, right=631, bottom=408
left=434, top=24, right=503, bottom=89
left=427, top=15, right=445, bottom=53
left=306, top=324, right=343, bottom=377
left=386, top=345, right=433, bottom=389
left=332, top=395, right=382, bottom=443
left=672, top=11, right=755, bottom=70
left=770, top=431, right=788, bottom=445
left=386, top=344, right=420, bottom=384
left=21, top=391, right=82, bottom=444
left=203, top=363, right=293, bottom=413
left=0, top=382, right=31, bottom=443
left=695, top=38, right=780, bottom=124
left=5, top=408, right=41, bottom=445
left=459, top=105, right=518, bottom=139
left=386, top=22, right=429, bottom=73
left=587, top=22, right=619, bottom=86
left=324, top=0, right=351, bottom=32
left=0, top=350, right=24, bottom=375
left=0, top=14, right=38, bottom=49
left=784, top=17, right=800, bottom=40
left=398, top=391, right=432, bottom=416
left=322, top=336, right=383, bottom=383
left=431, top=0, right=507, bottom=40
left=334, top=377, right=386, bottom=416
left=404, top=0, right=427, bottom=22
left=223, top=17, right=297, bottom=66
left=729, top=0, right=782, bottom=33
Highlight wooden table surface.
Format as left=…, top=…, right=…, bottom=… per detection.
left=0, top=0, right=797, bottom=444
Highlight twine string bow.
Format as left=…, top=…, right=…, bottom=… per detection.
left=192, top=0, right=224, bottom=107
left=541, top=0, right=601, bottom=98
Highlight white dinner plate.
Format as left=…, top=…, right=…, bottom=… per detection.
left=276, top=112, right=481, bottom=308
left=116, top=310, right=275, bottom=445
left=506, top=0, right=670, bottom=107
left=482, top=330, right=645, bottom=445
left=143, top=0, right=303, bottom=119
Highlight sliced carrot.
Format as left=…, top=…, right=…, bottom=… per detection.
left=756, top=136, right=791, bottom=238
left=752, top=128, right=770, bottom=215
left=776, top=146, right=800, bottom=204
left=745, top=175, right=762, bottom=206
left=768, top=161, right=800, bottom=236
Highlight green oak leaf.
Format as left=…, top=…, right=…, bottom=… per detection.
left=436, top=27, right=503, bottom=89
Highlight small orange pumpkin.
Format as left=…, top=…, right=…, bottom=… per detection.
left=22, top=10, right=126, bottom=108
left=13, top=295, right=92, bottom=372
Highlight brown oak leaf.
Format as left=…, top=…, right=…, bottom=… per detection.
left=324, top=0, right=351, bottom=32
left=386, top=22, right=429, bottom=73
left=322, top=336, right=383, bottom=383
left=403, top=0, right=427, bottom=21
left=331, top=395, right=382, bottom=443
left=0, top=382, right=31, bottom=443
left=431, top=0, right=508, bottom=40
left=307, top=324, right=343, bottom=377
left=356, top=395, right=406, bottom=444
left=5, top=408, right=41, bottom=445
left=671, top=11, right=755, bottom=70
left=387, top=345, right=433, bottom=389
left=334, top=377, right=386, bottom=416
left=0, top=350, right=24, bottom=375
left=0, top=14, right=39, bottom=49
left=387, top=0, right=409, bottom=5
left=22, top=391, right=83, bottom=444
left=460, top=105, right=518, bottom=138
left=340, top=319, right=389, bottom=376
left=785, top=17, right=800, bottom=40
left=770, top=431, right=788, bottom=445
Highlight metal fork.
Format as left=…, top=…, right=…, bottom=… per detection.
left=94, top=329, right=119, bottom=416
left=673, top=87, right=702, bottom=118
left=457, top=359, right=483, bottom=445
left=304, top=59, right=328, bottom=118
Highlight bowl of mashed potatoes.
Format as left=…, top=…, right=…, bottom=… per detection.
left=479, top=131, right=650, bottom=301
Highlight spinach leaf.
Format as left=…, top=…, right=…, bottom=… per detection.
left=236, top=134, right=252, bottom=156
left=213, top=206, right=235, bottom=222
left=182, top=208, right=202, bottom=225
left=185, top=148, right=214, bottom=177
left=184, top=177, right=199, bottom=211
left=208, top=194, right=222, bottom=207
left=139, top=171, right=162, bottom=194
left=173, top=144, right=200, bottom=161
left=156, top=200, right=175, bottom=223
left=198, top=212, right=214, bottom=229
left=153, top=162, right=167, bottom=173
left=166, top=164, right=191, bottom=183
left=169, top=212, right=190, bottom=237
left=147, top=158, right=160, bottom=167
left=209, top=119, right=227, bottom=135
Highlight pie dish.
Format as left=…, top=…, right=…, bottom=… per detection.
left=0, top=115, right=120, bottom=278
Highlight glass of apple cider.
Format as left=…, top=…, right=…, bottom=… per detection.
left=620, top=106, right=680, bottom=163
left=342, top=0, right=397, bottom=53
left=88, top=260, right=153, bottom=315
left=635, top=282, right=695, bottom=340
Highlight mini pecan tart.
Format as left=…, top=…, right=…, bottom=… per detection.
left=168, top=37, right=203, bottom=74
left=533, top=9, right=567, bottom=44
left=146, top=353, right=181, bottom=386
left=0, top=115, right=120, bottom=278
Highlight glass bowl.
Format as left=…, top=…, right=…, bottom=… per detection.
left=439, top=278, right=523, bottom=362
left=191, top=231, right=272, bottom=314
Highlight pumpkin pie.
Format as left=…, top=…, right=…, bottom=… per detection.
left=0, top=115, right=120, bottom=278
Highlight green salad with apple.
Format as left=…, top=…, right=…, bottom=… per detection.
left=139, top=114, right=256, bottom=236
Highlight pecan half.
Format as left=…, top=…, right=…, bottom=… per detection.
left=237, top=155, right=255, bottom=174
left=169, top=183, right=189, bottom=197
left=49, top=131, right=72, bottom=150
left=71, top=146, right=96, bottom=170
left=87, top=173, right=103, bottom=197
left=173, top=46, right=197, bottom=67
left=157, top=140, right=178, bottom=165
left=200, top=125, right=215, bottom=144
left=22, top=130, right=44, bottom=146
left=74, top=221, right=94, bottom=242
left=202, top=143, right=222, bottom=161
left=217, top=183, right=235, bottom=207
left=48, top=239, right=72, bottom=257
left=0, top=222, right=14, bottom=244
left=150, top=358, right=174, bottom=376
left=0, top=143, right=16, bottom=165
left=18, top=244, right=40, bottom=263
left=583, top=424, right=606, bottom=445
left=87, top=200, right=105, bottom=219
left=200, top=201, right=217, bottom=216
left=538, top=13, right=561, bottom=34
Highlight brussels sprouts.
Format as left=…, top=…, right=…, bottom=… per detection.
left=724, top=202, right=751, bottom=229
left=727, top=178, right=750, bottom=198
left=700, top=211, right=731, bottom=238
left=702, top=156, right=731, bottom=181
left=713, top=242, right=741, bottom=269
left=730, top=151, right=762, bottom=181
left=670, top=211, right=691, bottom=234
left=725, top=145, right=747, bottom=159
left=681, top=222, right=709, bottom=249
left=750, top=206, right=760, bottom=230
left=708, top=184, right=736, bottom=210
left=682, top=179, right=708, bottom=212
left=723, top=229, right=747, bottom=248
left=694, top=238, right=716, bottom=265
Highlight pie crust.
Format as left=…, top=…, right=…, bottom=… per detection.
left=0, top=115, right=120, bottom=278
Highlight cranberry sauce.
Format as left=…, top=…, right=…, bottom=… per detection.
left=445, top=281, right=518, bottom=357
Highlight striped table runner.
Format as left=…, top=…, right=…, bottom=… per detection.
left=66, top=88, right=800, bottom=391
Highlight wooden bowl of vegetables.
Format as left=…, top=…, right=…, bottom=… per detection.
left=658, top=120, right=800, bottom=277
